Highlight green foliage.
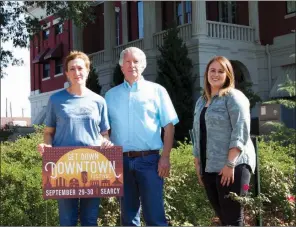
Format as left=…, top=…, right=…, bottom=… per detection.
left=86, top=65, right=102, bottom=95
left=0, top=129, right=59, bottom=226
left=229, top=126, right=295, bottom=226
left=264, top=99, right=296, bottom=109
left=0, top=129, right=13, bottom=142
left=164, top=140, right=214, bottom=226
left=156, top=23, right=196, bottom=141
left=230, top=157, right=295, bottom=225
left=111, top=64, right=124, bottom=87
left=236, top=81, right=261, bottom=109
left=277, top=77, right=296, bottom=97
left=264, top=76, right=296, bottom=109
left=98, top=198, right=121, bottom=226
left=1, top=128, right=294, bottom=226
left=1, top=1, right=95, bottom=77
left=260, top=122, right=296, bottom=148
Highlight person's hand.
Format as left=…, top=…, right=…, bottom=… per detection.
left=101, top=138, right=114, bottom=149
left=194, top=158, right=204, bottom=186
left=219, top=165, right=235, bottom=186
left=197, top=173, right=204, bottom=187
left=37, top=143, right=52, bottom=156
left=195, top=164, right=204, bottom=187
left=158, top=155, right=170, bottom=178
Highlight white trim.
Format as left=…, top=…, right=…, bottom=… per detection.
left=31, top=90, right=40, bottom=95
left=53, top=18, right=61, bottom=26
left=54, top=73, right=64, bottom=78
left=42, top=77, right=50, bottom=81
left=42, top=22, right=51, bottom=30
left=284, top=13, right=296, bottom=19
left=28, top=88, right=64, bottom=102
left=90, top=1, right=104, bottom=6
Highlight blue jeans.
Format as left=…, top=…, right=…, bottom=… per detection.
left=120, top=154, right=167, bottom=226
left=57, top=198, right=100, bottom=226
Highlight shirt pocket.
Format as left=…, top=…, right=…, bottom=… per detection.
left=208, top=106, right=230, bottom=124
left=211, top=107, right=227, bottom=113
left=136, top=99, right=157, bottom=119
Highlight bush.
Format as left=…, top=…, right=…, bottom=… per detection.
left=1, top=129, right=294, bottom=226
left=0, top=127, right=59, bottom=226
left=156, top=23, right=196, bottom=142
left=86, top=65, right=102, bottom=95
left=236, top=81, right=261, bottom=109
left=230, top=129, right=295, bottom=226
left=111, top=64, right=124, bottom=87
left=164, top=140, right=214, bottom=226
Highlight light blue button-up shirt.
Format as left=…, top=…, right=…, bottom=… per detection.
left=105, top=77, right=179, bottom=152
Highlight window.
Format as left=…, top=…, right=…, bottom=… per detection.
left=43, top=63, right=50, bottom=79
left=185, top=1, right=192, bottom=24
left=43, top=29, right=50, bottom=40
left=287, top=1, right=296, bottom=14
left=218, top=1, right=237, bottom=24
left=137, top=1, right=144, bottom=38
left=176, top=1, right=183, bottom=25
left=55, top=23, right=63, bottom=35
left=172, top=1, right=191, bottom=26
left=55, top=59, right=63, bottom=75
left=115, top=11, right=120, bottom=46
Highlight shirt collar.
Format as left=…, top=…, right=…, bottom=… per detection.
left=123, top=76, right=145, bottom=90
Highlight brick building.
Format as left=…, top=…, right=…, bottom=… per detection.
left=28, top=1, right=296, bottom=124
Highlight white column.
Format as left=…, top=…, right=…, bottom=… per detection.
left=72, top=22, right=83, bottom=51
left=248, top=1, right=260, bottom=44
left=121, top=1, right=128, bottom=44
left=143, top=1, right=156, bottom=50
left=192, top=1, right=207, bottom=39
left=104, top=1, right=116, bottom=62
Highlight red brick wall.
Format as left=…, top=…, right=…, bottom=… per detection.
left=236, top=1, right=249, bottom=26
left=30, top=16, right=72, bottom=93
left=83, top=4, right=104, bottom=54
left=206, top=1, right=219, bottom=21
left=30, top=40, right=35, bottom=92
left=162, top=1, right=175, bottom=30
left=128, top=1, right=139, bottom=41
left=206, top=1, right=249, bottom=26
left=259, top=1, right=296, bottom=45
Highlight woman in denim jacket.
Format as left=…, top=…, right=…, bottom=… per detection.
left=192, top=56, right=256, bottom=226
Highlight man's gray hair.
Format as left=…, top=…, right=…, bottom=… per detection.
left=118, top=47, right=147, bottom=70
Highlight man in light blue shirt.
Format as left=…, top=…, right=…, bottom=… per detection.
left=105, top=47, right=179, bottom=226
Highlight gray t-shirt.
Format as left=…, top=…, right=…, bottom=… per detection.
left=44, top=89, right=110, bottom=147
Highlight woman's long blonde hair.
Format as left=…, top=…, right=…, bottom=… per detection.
left=203, top=56, right=235, bottom=101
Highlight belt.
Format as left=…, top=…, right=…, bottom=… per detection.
left=123, top=150, right=159, bottom=158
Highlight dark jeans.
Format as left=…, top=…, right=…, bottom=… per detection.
left=120, top=154, right=167, bottom=226
left=58, top=198, right=100, bottom=226
left=202, top=164, right=251, bottom=226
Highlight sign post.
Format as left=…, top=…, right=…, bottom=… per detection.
left=42, top=146, right=123, bottom=199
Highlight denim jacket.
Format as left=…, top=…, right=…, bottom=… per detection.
left=192, top=88, right=256, bottom=174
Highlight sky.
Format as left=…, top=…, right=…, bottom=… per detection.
left=1, top=41, right=31, bottom=118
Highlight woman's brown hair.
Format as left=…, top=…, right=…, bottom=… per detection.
left=64, top=51, right=90, bottom=72
left=203, top=56, right=235, bottom=101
